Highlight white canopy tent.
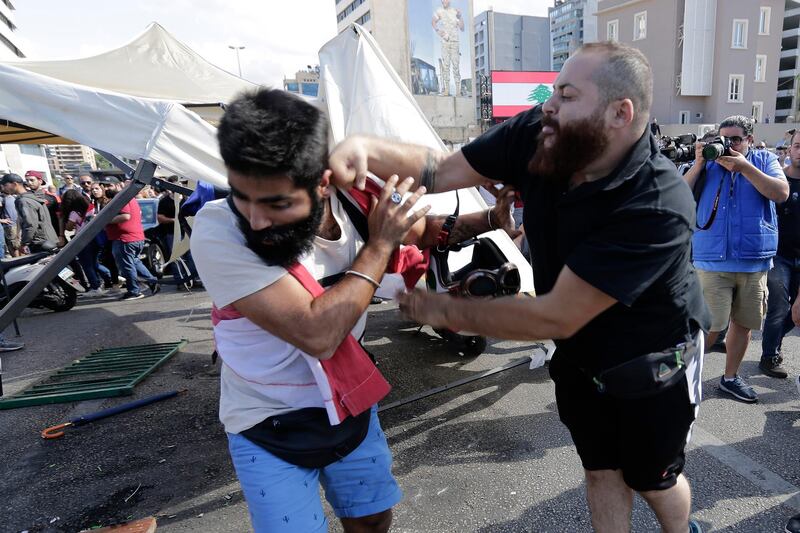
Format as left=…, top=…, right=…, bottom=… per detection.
left=3, top=23, right=257, bottom=125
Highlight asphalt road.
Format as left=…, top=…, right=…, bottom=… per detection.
left=1, top=288, right=799, bottom=532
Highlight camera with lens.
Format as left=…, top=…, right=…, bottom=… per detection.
left=660, top=134, right=697, bottom=163
left=701, top=136, right=734, bottom=161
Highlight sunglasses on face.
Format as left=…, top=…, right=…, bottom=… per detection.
left=728, top=136, right=745, bottom=145
left=80, top=181, right=92, bottom=186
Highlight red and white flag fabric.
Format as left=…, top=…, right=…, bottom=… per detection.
left=491, top=71, right=559, bottom=119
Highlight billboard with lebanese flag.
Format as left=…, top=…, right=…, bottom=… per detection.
left=491, top=71, right=559, bottom=119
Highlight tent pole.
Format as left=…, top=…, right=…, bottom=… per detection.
left=0, top=160, right=156, bottom=334
left=94, top=150, right=135, bottom=176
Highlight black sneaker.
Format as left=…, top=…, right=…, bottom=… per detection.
left=759, top=356, right=788, bottom=379
left=120, top=292, right=145, bottom=301
left=148, top=282, right=161, bottom=296
left=786, top=512, right=800, bottom=533
left=719, top=375, right=758, bottom=403
left=0, top=338, right=24, bottom=352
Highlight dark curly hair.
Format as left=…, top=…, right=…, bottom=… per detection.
left=217, top=88, right=328, bottom=192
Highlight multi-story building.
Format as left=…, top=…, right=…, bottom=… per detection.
left=549, top=0, right=599, bottom=71
left=0, top=0, right=51, bottom=181
left=776, top=0, right=800, bottom=123
left=474, top=10, right=551, bottom=79
left=595, top=0, right=784, bottom=126
left=283, top=67, right=320, bottom=98
left=334, top=0, right=478, bottom=143
left=474, top=10, right=551, bottom=121
left=45, top=145, right=97, bottom=176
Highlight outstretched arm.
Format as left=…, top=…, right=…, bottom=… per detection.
left=329, top=135, right=491, bottom=193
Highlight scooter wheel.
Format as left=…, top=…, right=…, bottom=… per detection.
left=433, top=328, right=487, bottom=358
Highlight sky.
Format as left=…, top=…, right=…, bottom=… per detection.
left=13, top=0, right=554, bottom=87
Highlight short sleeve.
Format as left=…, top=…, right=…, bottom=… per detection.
left=461, top=105, right=543, bottom=189
left=566, top=209, right=690, bottom=307
left=763, top=153, right=784, bottom=179
left=68, top=211, right=82, bottom=224
left=191, top=200, right=287, bottom=308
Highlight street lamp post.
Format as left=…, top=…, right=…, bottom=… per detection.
left=228, top=45, right=245, bottom=77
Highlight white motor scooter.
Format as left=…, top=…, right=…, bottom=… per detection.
left=0, top=247, right=78, bottom=313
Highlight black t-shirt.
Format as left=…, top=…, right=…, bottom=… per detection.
left=777, top=176, right=800, bottom=259
left=461, top=105, right=710, bottom=372
left=157, top=194, right=176, bottom=236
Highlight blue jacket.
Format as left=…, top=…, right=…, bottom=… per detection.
left=692, top=149, right=780, bottom=262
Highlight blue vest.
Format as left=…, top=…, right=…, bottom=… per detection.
left=692, top=149, right=779, bottom=261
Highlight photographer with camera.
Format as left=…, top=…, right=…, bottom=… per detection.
left=683, top=115, right=788, bottom=403
left=331, top=42, right=709, bottom=533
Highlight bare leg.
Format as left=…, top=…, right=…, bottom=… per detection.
left=705, top=330, right=720, bottom=349
left=639, top=474, right=692, bottom=533
left=724, top=321, right=751, bottom=379
left=585, top=469, right=634, bottom=533
left=341, top=509, right=392, bottom=533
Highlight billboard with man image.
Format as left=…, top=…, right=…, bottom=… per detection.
left=408, top=0, right=473, bottom=97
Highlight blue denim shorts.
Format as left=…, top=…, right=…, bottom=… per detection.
left=227, top=407, right=402, bottom=532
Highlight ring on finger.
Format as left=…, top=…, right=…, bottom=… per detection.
left=390, top=191, right=403, bottom=204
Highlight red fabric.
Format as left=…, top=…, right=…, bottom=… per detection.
left=345, top=183, right=429, bottom=289
left=210, top=263, right=392, bottom=422
left=285, top=263, right=391, bottom=420
left=105, top=199, right=145, bottom=242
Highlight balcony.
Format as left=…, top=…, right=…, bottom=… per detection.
left=780, top=69, right=799, bottom=78
left=777, top=88, right=795, bottom=98
left=782, top=49, right=797, bottom=58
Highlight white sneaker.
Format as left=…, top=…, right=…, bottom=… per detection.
left=84, top=288, right=107, bottom=297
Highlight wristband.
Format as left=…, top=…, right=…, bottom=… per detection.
left=487, top=209, right=496, bottom=231
left=345, top=270, right=381, bottom=289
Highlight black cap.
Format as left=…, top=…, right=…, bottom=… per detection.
left=0, top=173, right=24, bottom=185
left=97, top=175, right=121, bottom=185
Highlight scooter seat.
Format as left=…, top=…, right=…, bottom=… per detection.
left=0, top=252, right=50, bottom=272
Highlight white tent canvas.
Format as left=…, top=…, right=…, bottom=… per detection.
left=4, top=23, right=257, bottom=123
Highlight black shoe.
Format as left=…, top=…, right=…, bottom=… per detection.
left=120, top=292, right=145, bottom=301
left=148, top=282, right=161, bottom=296
left=786, top=512, right=800, bottom=533
left=710, top=340, right=726, bottom=353
left=759, top=356, right=788, bottom=379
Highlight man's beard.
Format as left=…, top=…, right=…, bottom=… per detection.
left=105, top=188, right=118, bottom=198
left=528, top=108, right=610, bottom=186
left=232, top=191, right=324, bottom=268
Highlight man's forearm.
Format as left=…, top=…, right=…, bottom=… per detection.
left=417, top=210, right=493, bottom=249
left=445, top=293, right=572, bottom=341
left=305, top=242, right=395, bottom=357
left=683, top=161, right=704, bottom=188
left=741, top=166, right=789, bottom=202
left=362, top=136, right=445, bottom=191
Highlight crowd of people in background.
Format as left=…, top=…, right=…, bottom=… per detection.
left=0, top=170, right=201, bottom=308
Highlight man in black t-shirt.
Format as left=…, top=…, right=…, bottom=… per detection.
left=762, top=130, right=800, bottom=378
left=330, top=42, right=709, bottom=533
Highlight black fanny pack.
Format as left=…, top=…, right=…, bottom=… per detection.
left=241, top=407, right=371, bottom=468
left=587, top=334, right=699, bottom=400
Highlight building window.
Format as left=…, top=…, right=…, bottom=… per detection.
left=633, top=11, right=647, bottom=40
left=607, top=19, right=618, bottom=42
left=679, top=111, right=690, bottom=125
left=759, top=7, right=771, bottom=35
left=19, top=144, right=43, bottom=156
left=732, top=19, right=748, bottom=49
left=752, top=101, right=764, bottom=122
left=728, top=74, right=744, bottom=102
left=755, top=55, right=767, bottom=82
